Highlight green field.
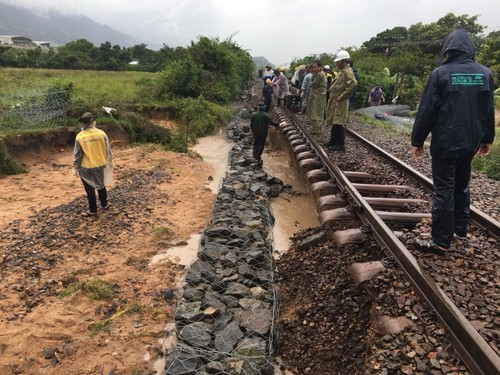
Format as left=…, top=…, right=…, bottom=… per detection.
left=0, top=67, right=156, bottom=107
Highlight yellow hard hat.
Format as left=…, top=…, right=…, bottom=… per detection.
left=266, top=78, right=271, bottom=84
left=279, top=66, right=285, bottom=72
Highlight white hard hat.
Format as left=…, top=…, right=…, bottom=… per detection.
left=334, top=50, right=350, bottom=62
left=323, top=65, right=331, bottom=70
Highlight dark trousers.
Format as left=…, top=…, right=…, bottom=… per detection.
left=82, top=179, right=108, bottom=213
left=328, top=125, right=345, bottom=147
left=264, top=97, right=272, bottom=113
left=431, top=155, right=472, bottom=248
left=252, top=131, right=268, bottom=161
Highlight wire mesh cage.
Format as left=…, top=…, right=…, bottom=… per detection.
left=0, top=84, right=70, bottom=131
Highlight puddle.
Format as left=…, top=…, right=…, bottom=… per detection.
left=152, top=323, right=177, bottom=374
left=192, top=131, right=233, bottom=193
left=149, top=132, right=232, bottom=268
left=150, top=233, right=201, bottom=266
left=149, top=132, right=319, bottom=265
left=263, top=150, right=319, bottom=253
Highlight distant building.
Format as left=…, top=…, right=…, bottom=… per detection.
left=0, top=35, right=34, bottom=47
left=33, top=41, right=51, bottom=49
left=0, top=36, right=53, bottom=49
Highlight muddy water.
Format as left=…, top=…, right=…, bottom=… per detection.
left=152, top=131, right=317, bottom=374
left=149, top=133, right=232, bottom=268
left=151, top=130, right=319, bottom=267
left=263, top=150, right=319, bottom=253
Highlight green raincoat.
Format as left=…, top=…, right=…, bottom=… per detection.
left=325, top=64, right=357, bottom=126
left=305, top=71, right=327, bottom=124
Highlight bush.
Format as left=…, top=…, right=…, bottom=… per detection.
left=165, top=96, right=232, bottom=151
left=472, top=127, right=500, bottom=180
left=118, top=112, right=172, bottom=146
left=0, top=139, right=27, bottom=175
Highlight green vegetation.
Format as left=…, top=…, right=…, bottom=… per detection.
left=0, top=35, right=253, bottom=169
left=289, top=13, right=499, bottom=110
left=1, top=14, right=497, bottom=180
left=292, top=13, right=499, bottom=180
left=88, top=318, right=111, bottom=337
left=152, top=226, right=174, bottom=242
left=472, top=127, right=500, bottom=180
left=0, top=39, right=173, bottom=72
left=165, top=96, right=233, bottom=152
left=0, top=138, right=27, bottom=174
left=62, top=277, right=119, bottom=302
left=118, top=112, right=172, bottom=146
left=0, top=68, right=156, bottom=109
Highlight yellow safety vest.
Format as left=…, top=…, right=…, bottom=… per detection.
left=76, top=128, right=108, bottom=168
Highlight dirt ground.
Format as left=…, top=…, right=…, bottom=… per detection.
left=0, top=125, right=216, bottom=374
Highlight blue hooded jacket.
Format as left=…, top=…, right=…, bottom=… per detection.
left=411, top=29, right=495, bottom=157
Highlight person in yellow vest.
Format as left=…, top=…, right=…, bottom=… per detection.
left=73, top=112, right=113, bottom=217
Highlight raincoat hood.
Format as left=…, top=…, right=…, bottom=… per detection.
left=440, top=29, right=475, bottom=59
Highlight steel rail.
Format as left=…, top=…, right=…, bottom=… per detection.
left=276, top=108, right=500, bottom=375
left=345, top=128, right=500, bottom=239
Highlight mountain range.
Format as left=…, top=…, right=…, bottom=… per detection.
left=0, top=2, right=138, bottom=47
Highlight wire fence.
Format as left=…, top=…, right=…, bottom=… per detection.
left=0, top=84, right=70, bottom=131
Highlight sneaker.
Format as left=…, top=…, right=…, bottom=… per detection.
left=413, top=239, right=448, bottom=256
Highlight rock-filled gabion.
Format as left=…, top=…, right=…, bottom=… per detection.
left=164, top=116, right=284, bottom=375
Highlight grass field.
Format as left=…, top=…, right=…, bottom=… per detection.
left=0, top=67, right=156, bottom=108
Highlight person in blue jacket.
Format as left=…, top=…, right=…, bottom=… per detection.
left=411, top=29, right=495, bottom=255
left=262, top=78, right=274, bottom=112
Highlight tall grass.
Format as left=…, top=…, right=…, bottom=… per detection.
left=472, top=127, right=500, bottom=180
left=0, top=67, right=155, bottom=107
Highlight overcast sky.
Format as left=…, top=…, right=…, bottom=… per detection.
left=3, top=0, right=500, bottom=66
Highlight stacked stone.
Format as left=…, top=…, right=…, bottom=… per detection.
left=164, top=117, right=283, bottom=375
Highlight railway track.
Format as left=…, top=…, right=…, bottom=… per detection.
left=273, top=107, right=500, bottom=375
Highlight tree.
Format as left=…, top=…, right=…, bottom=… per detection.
left=477, top=31, right=500, bottom=86
left=59, top=39, right=98, bottom=60
left=356, top=13, right=488, bottom=108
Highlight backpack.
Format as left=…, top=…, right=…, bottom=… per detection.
left=371, top=87, right=382, bottom=102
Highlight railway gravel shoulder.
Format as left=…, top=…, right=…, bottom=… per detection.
left=274, top=113, right=499, bottom=375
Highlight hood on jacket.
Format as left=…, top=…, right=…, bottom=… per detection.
left=440, top=28, right=475, bottom=59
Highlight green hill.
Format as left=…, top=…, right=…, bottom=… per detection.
left=252, top=56, right=274, bottom=69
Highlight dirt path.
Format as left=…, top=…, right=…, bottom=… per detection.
left=0, top=140, right=215, bottom=374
